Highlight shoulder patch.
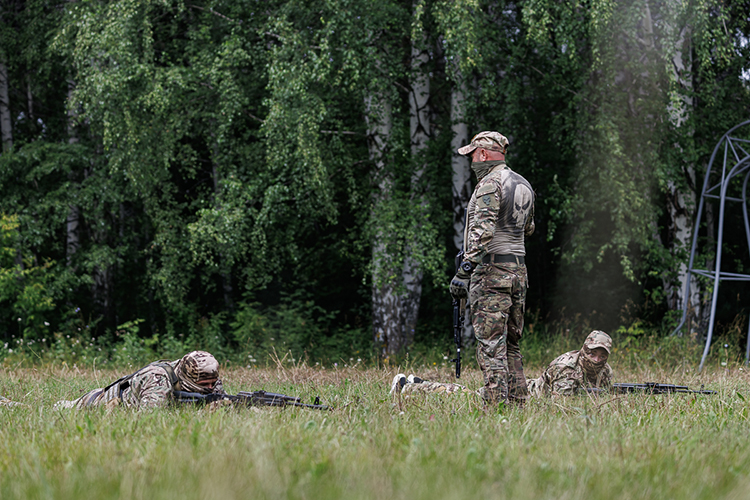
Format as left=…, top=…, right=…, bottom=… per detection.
left=476, top=183, right=496, bottom=197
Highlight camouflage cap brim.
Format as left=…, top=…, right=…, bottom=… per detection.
left=457, top=131, right=510, bottom=156
left=457, top=143, right=478, bottom=155
left=584, top=330, right=612, bottom=354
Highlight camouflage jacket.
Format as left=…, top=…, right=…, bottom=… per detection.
left=527, top=350, right=613, bottom=397
left=464, top=162, right=535, bottom=264
left=56, top=361, right=221, bottom=409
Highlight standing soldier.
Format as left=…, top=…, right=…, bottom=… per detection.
left=450, top=131, right=535, bottom=408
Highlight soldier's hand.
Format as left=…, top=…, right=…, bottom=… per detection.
left=207, top=399, right=233, bottom=412
left=450, top=261, right=474, bottom=299
left=450, top=264, right=473, bottom=299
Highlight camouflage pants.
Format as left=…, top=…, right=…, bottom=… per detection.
left=401, top=380, right=476, bottom=396
left=469, top=262, right=528, bottom=405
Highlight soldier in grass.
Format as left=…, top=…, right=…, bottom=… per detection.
left=389, top=373, right=477, bottom=396
left=526, top=330, right=613, bottom=397
left=390, top=330, right=613, bottom=398
left=1, top=395, right=23, bottom=407
left=55, top=350, right=225, bottom=409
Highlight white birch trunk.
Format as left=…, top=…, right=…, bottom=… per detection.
left=402, top=13, right=431, bottom=348
left=450, top=66, right=474, bottom=343
left=664, top=6, right=701, bottom=334
left=0, top=61, right=12, bottom=152
left=365, top=93, right=401, bottom=356
left=450, top=71, right=471, bottom=251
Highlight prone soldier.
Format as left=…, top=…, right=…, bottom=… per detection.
left=390, top=331, right=613, bottom=399
left=55, top=350, right=224, bottom=409
left=526, top=330, right=613, bottom=396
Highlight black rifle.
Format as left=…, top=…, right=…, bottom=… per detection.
left=452, top=249, right=465, bottom=378
left=587, top=383, right=715, bottom=395
left=172, top=390, right=332, bottom=410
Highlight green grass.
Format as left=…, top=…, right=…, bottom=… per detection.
left=2, top=360, right=750, bottom=500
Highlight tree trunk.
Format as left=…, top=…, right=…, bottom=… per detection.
left=402, top=15, right=430, bottom=348
left=450, top=80, right=470, bottom=251
left=450, top=66, right=474, bottom=344
left=0, top=61, right=12, bottom=152
left=660, top=1, right=701, bottom=335
left=365, top=93, right=401, bottom=356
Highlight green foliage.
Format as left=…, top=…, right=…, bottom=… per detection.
left=0, top=0, right=748, bottom=360
left=0, top=214, right=57, bottom=339
left=232, top=293, right=371, bottom=366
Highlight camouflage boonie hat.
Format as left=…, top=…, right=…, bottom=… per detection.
left=457, top=131, right=510, bottom=155
left=584, top=330, right=612, bottom=354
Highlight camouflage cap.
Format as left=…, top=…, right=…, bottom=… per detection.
left=583, top=330, right=612, bottom=354
left=457, top=131, right=509, bottom=156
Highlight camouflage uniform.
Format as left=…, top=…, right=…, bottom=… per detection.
left=1, top=395, right=22, bottom=407
left=55, top=351, right=225, bottom=409
left=527, top=331, right=613, bottom=397
left=457, top=132, right=535, bottom=405
left=389, top=373, right=477, bottom=396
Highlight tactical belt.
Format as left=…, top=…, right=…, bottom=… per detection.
left=482, top=253, right=525, bottom=265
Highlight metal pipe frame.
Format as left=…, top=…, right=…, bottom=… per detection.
left=670, top=120, right=750, bottom=370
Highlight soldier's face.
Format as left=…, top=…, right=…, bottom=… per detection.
left=589, top=347, right=608, bottom=364
left=197, top=377, right=218, bottom=389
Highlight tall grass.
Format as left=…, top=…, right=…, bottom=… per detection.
left=2, top=357, right=750, bottom=500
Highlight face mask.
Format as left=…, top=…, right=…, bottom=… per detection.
left=471, top=160, right=504, bottom=181
left=579, top=345, right=607, bottom=381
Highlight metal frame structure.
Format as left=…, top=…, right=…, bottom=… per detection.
left=671, top=120, right=750, bottom=371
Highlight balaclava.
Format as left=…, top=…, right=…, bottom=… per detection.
left=578, top=330, right=612, bottom=384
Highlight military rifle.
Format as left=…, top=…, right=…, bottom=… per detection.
left=172, top=390, right=332, bottom=410
left=587, top=382, right=715, bottom=395
left=452, top=248, right=465, bottom=378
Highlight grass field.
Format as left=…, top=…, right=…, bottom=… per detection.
left=1, top=359, right=750, bottom=500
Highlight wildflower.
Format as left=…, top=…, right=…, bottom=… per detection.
left=44, top=322, right=49, bottom=326
left=17, top=318, right=21, bottom=322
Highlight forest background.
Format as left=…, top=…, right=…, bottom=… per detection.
left=0, top=0, right=749, bottom=370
